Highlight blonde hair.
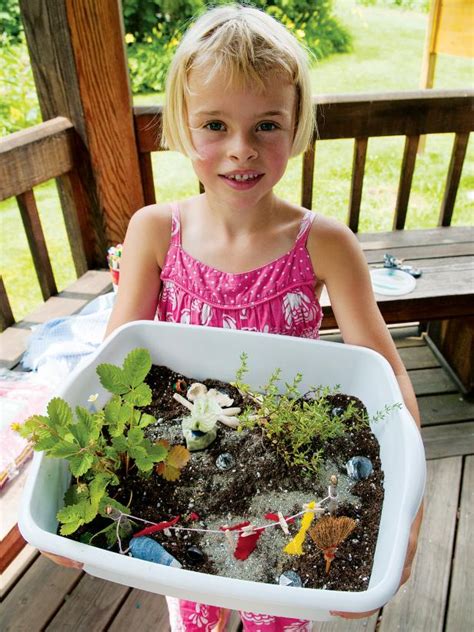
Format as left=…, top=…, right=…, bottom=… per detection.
left=162, top=4, right=314, bottom=159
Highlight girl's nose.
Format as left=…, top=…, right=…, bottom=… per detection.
left=227, top=132, right=258, bottom=162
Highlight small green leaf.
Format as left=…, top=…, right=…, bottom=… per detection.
left=127, top=426, right=144, bottom=445
left=139, top=413, right=156, bottom=429
left=104, top=395, right=122, bottom=424
left=59, top=520, right=83, bottom=536
left=47, top=398, right=73, bottom=433
left=123, top=382, right=152, bottom=406
left=48, top=441, right=80, bottom=459
left=89, top=474, right=110, bottom=511
left=76, top=406, right=101, bottom=442
left=111, top=435, right=128, bottom=453
left=69, top=452, right=94, bottom=477
left=122, top=348, right=152, bottom=388
left=96, top=363, right=129, bottom=395
left=145, top=440, right=168, bottom=463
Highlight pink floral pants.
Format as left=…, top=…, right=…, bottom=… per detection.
left=166, top=597, right=311, bottom=631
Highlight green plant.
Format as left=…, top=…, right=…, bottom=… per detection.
left=15, top=348, right=189, bottom=536
left=0, top=33, right=41, bottom=135
left=232, top=354, right=369, bottom=475
left=123, top=0, right=351, bottom=93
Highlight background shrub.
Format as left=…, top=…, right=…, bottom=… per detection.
left=124, top=0, right=352, bottom=93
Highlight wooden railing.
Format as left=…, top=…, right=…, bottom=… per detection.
left=0, top=118, right=101, bottom=328
left=134, top=89, right=473, bottom=231
left=1, top=90, right=472, bottom=333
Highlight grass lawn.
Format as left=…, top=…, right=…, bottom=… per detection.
left=1, top=0, right=473, bottom=320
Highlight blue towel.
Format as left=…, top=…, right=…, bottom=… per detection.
left=22, top=292, right=115, bottom=384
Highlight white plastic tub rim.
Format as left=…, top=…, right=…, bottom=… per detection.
left=19, top=321, right=426, bottom=621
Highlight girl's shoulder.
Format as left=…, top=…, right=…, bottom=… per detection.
left=126, top=202, right=175, bottom=266
left=307, top=213, right=363, bottom=281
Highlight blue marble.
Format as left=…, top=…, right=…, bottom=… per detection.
left=279, top=570, right=302, bottom=587
left=346, top=456, right=373, bottom=480
left=215, top=452, right=235, bottom=470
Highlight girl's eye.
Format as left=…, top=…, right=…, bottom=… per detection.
left=257, top=122, right=278, bottom=132
left=205, top=121, right=226, bottom=131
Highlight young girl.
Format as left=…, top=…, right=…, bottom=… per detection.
left=109, top=4, right=423, bottom=630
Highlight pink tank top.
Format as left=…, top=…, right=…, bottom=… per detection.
left=156, top=204, right=322, bottom=339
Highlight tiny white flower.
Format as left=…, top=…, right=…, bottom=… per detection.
left=88, top=393, right=99, bottom=402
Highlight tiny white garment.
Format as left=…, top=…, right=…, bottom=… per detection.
left=370, top=268, right=417, bottom=296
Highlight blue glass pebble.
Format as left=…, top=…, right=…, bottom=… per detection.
left=279, top=571, right=302, bottom=587
left=346, top=456, right=373, bottom=480
left=130, top=536, right=182, bottom=568
left=215, top=452, right=235, bottom=471
left=331, top=406, right=345, bottom=418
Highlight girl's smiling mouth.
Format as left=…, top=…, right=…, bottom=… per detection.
left=219, top=171, right=264, bottom=189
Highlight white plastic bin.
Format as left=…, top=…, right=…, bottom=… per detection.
left=19, top=322, right=425, bottom=621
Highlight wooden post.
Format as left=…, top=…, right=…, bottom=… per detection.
left=20, top=0, right=145, bottom=267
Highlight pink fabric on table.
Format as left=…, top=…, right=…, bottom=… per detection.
left=159, top=203, right=320, bottom=630
left=0, top=372, right=51, bottom=488
left=157, top=204, right=322, bottom=339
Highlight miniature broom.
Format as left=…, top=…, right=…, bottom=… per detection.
left=308, top=516, right=356, bottom=573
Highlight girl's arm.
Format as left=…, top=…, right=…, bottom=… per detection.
left=310, top=217, right=423, bottom=618
left=310, top=217, right=420, bottom=426
left=104, top=204, right=172, bottom=339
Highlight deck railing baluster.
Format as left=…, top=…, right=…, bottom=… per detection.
left=138, top=152, right=157, bottom=206
left=439, top=132, right=470, bottom=227
left=0, top=276, right=15, bottom=331
left=393, top=135, right=420, bottom=230
left=348, top=137, right=368, bottom=232
left=301, top=142, right=316, bottom=210
left=16, top=189, right=57, bottom=301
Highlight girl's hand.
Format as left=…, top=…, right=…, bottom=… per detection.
left=330, top=503, right=424, bottom=619
left=41, top=550, right=83, bottom=569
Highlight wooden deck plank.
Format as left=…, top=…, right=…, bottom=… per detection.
left=378, top=458, right=462, bottom=632
left=316, top=612, right=379, bottom=631
left=45, top=574, right=129, bottom=631
left=445, top=456, right=474, bottom=631
left=358, top=226, right=474, bottom=249
left=422, top=422, right=474, bottom=460
left=398, top=345, right=440, bottom=370
left=418, top=393, right=474, bottom=426
left=0, top=545, right=38, bottom=599
left=0, top=270, right=111, bottom=368
left=108, top=589, right=171, bottom=632
left=410, top=367, right=457, bottom=396
left=1, top=556, right=82, bottom=631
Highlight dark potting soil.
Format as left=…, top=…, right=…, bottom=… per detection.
left=76, top=365, right=384, bottom=592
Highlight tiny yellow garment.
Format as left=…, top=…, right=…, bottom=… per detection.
left=284, top=501, right=316, bottom=556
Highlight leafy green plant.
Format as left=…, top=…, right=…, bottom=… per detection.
left=0, top=33, right=41, bottom=135
left=232, top=353, right=394, bottom=475
left=15, top=348, right=189, bottom=536
left=123, top=0, right=351, bottom=93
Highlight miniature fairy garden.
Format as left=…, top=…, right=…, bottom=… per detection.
left=16, top=348, right=396, bottom=592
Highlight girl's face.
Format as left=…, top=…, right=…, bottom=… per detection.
left=186, top=68, right=296, bottom=209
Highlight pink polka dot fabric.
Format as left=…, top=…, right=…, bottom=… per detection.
left=157, top=204, right=322, bottom=339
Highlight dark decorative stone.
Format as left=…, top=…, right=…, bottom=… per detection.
left=215, top=452, right=235, bottom=471
left=331, top=406, right=345, bottom=418
left=186, top=545, right=205, bottom=564
left=279, top=570, right=302, bottom=587
left=346, top=456, right=373, bottom=480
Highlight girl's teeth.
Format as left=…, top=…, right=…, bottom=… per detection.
left=229, top=174, right=258, bottom=181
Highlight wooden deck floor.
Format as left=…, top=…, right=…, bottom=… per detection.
left=1, top=328, right=473, bottom=631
